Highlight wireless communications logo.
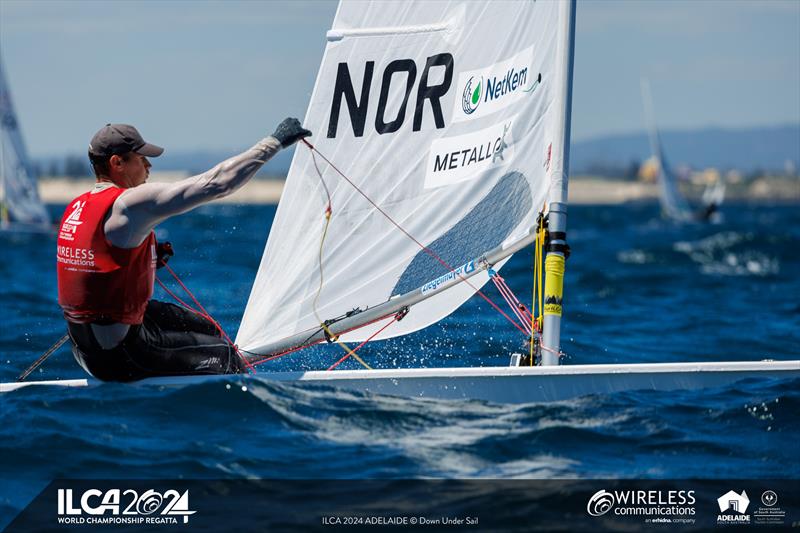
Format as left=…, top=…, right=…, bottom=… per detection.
left=587, top=490, right=615, bottom=516
left=57, top=488, right=196, bottom=525
left=586, top=488, right=696, bottom=524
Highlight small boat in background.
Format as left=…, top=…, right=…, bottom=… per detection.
left=641, top=78, right=724, bottom=223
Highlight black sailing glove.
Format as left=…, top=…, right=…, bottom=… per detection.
left=156, top=241, right=174, bottom=269
left=272, top=117, right=312, bottom=148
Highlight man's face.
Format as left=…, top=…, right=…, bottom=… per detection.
left=113, top=152, right=151, bottom=187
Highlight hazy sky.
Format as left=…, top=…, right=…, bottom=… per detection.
left=1, top=0, right=798, bottom=157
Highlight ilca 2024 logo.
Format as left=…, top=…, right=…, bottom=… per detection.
left=57, top=488, right=196, bottom=526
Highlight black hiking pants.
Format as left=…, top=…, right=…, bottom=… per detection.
left=67, top=300, right=246, bottom=382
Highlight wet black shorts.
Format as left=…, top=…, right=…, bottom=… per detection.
left=67, top=300, right=246, bottom=382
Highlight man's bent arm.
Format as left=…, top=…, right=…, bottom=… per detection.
left=105, top=136, right=282, bottom=248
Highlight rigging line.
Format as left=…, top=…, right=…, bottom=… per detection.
left=156, top=277, right=204, bottom=317
left=245, top=339, right=326, bottom=366
left=16, top=333, right=69, bottom=382
left=242, top=309, right=405, bottom=365
left=308, top=143, right=371, bottom=371
left=537, top=214, right=545, bottom=328
left=490, top=276, right=531, bottom=335
left=327, top=314, right=399, bottom=371
left=300, top=140, right=528, bottom=336
left=493, top=274, right=534, bottom=323
left=320, top=322, right=373, bottom=370
left=531, top=216, right=542, bottom=365
left=161, top=264, right=256, bottom=374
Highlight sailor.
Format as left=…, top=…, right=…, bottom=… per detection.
left=56, top=120, right=311, bottom=381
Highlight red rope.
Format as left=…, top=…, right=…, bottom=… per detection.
left=491, top=276, right=531, bottom=336
left=247, top=339, right=326, bottom=366
left=301, top=140, right=528, bottom=336
left=246, top=310, right=404, bottom=367
left=491, top=274, right=535, bottom=333
left=159, top=264, right=256, bottom=374
left=326, top=315, right=399, bottom=371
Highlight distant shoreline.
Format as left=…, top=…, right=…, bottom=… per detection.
left=38, top=176, right=799, bottom=205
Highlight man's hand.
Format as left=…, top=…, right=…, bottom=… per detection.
left=156, top=241, right=174, bottom=269
left=272, top=118, right=312, bottom=148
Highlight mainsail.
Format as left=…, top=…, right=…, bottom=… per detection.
left=237, top=0, right=575, bottom=356
left=0, top=56, right=49, bottom=227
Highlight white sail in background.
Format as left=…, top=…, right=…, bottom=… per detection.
left=0, top=56, right=49, bottom=227
left=238, top=0, right=574, bottom=355
left=640, top=79, right=694, bottom=222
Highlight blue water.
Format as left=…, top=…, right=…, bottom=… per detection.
left=2, top=202, right=799, bottom=524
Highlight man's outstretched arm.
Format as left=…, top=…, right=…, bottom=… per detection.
left=106, top=119, right=310, bottom=248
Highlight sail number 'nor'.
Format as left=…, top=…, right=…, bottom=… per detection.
left=326, top=54, right=453, bottom=138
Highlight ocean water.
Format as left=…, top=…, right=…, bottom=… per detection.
left=1, top=202, right=799, bottom=525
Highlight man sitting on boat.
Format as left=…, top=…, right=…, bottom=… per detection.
left=56, top=120, right=310, bottom=381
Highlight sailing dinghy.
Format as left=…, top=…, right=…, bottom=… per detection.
left=0, top=55, right=50, bottom=232
left=6, top=1, right=798, bottom=401
left=641, top=79, right=724, bottom=223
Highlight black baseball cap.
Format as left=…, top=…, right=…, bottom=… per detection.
left=88, top=124, right=164, bottom=157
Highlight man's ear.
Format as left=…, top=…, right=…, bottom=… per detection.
left=110, top=154, right=123, bottom=167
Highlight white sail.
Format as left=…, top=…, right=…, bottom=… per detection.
left=0, top=56, right=49, bottom=227
left=238, top=0, right=575, bottom=355
left=640, top=79, right=693, bottom=222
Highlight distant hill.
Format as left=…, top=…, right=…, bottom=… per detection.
left=35, top=124, right=799, bottom=178
left=571, top=124, right=799, bottom=174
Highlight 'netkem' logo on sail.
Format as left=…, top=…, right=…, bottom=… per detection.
left=462, top=76, right=483, bottom=115
left=452, top=46, right=538, bottom=123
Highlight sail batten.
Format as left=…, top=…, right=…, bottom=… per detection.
left=237, top=0, right=574, bottom=355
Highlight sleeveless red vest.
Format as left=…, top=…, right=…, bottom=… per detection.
left=57, top=186, right=156, bottom=324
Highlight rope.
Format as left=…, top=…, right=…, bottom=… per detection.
left=306, top=146, right=372, bottom=370
left=531, top=213, right=546, bottom=365
left=300, top=140, right=528, bottom=336
left=16, top=333, right=69, bottom=382
left=159, top=264, right=256, bottom=374
left=327, top=314, right=400, bottom=371
left=490, top=274, right=532, bottom=336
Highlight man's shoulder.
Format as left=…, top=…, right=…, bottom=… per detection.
left=116, top=182, right=171, bottom=208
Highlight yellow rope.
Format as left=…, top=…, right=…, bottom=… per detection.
left=313, top=209, right=372, bottom=370
left=320, top=322, right=373, bottom=370
left=530, top=209, right=546, bottom=366
left=537, top=218, right=545, bottom=329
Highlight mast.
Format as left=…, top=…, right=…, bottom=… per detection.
left=541, top=0, right=576, bottom=366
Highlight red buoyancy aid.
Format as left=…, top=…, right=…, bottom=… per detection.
left=57, top=186, right=156, bottom=324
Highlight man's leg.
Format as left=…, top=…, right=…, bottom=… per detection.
left=145, top=300, right=220, bottom=337
left=120, top=311, right=246, bottom=378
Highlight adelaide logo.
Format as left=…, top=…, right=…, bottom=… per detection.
left=461, top=75, right=483, bottom=115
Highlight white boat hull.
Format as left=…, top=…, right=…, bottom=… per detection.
left=3, top=360, right=799, bottom=403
